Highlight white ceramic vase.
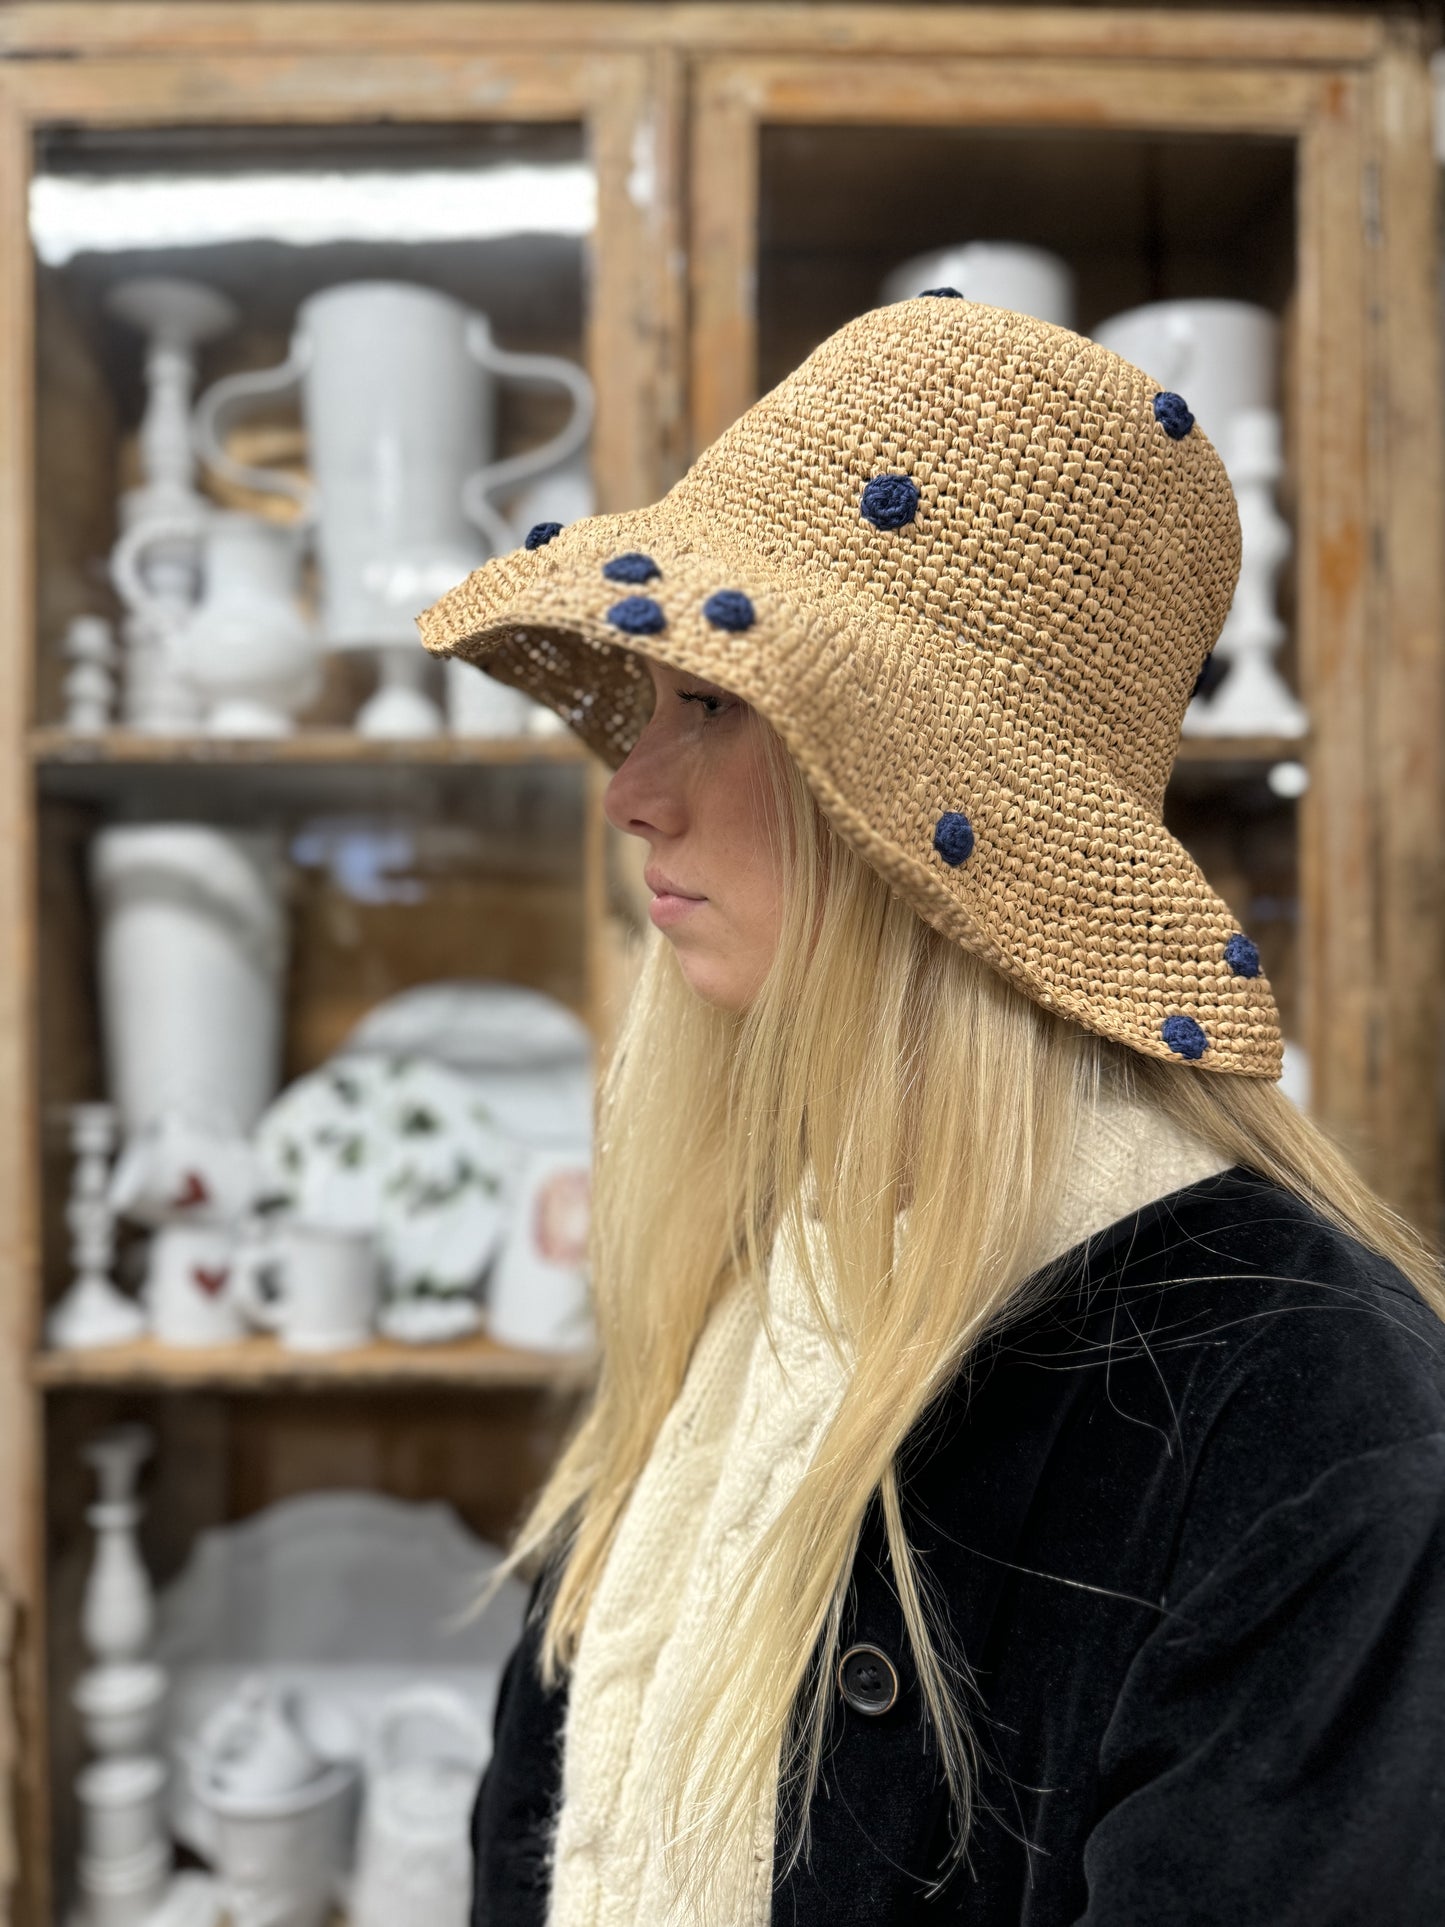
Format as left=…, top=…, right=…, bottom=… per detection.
left=879, top=241, right=1076, bottom=325
left=90, top=824, right=289, bottom=1136
left=1090, top=297, right=1279, bottom=452
left=193, top=279, right=594, bottom=738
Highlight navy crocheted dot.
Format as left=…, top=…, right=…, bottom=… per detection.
left=932, top=812, right=974, bottom=866
left=1190, top=650, right=1214, bottom=700
left=1154, top=392, right=1195, bottom=441
left=702, top=590, right=756, bottom=632
left=606, top=596, right=666, bottom=636
left=861, top=474, right=920, bottom=531
left=1161, top=1014, right=1208, bottom=1060
left=524, top=521, right=563, bottom=550
left=920, top=286, right=964, bottom=298
left=1224, top=933, right=1261, bottom=978
left=602, top=552, right=660, bottom=585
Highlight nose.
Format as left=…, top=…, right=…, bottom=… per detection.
left=603, top=714, right=687, bottom=842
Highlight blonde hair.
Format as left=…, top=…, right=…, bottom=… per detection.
left=480, top=706, right=1444, bottom=1911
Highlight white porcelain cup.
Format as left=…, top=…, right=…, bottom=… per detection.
left=879, top=241, right=1076, bottom=326
left=202, top=1760, right=358, bottom=1927
left=487, top=1145, right=594, bottom=1352
left=1090, top=298, right=1279, bottom=454
left=144, top=1222, right=246, bottom=1346
left=237, top=1223, right=379, bottom=1352
left=76, top=1754, right=168, bottom=1863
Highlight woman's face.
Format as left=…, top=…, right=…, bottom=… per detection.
left=603, top=653, right=785, bottom=1010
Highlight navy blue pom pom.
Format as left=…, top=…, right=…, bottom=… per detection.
left=1153, top=392, right=1195, bottom=441
left=932, top=812, right=975, bottom=866
left=602, top=552, right=660, bottom=585
left=919, top=286, right=964, bottom=298
left=861, top=474, right=921, bottom=530
left=607, top=596, right=666, bottom=636
left=1161, top=1014, right=1208, bottom=1060
left=1224, top=933, right=1261, bottom=978
left=1190, top=651, right=1214, bottom=700
left=524, top=522, right=563, bottom=550
left=703, top=590, right=755, bottom=632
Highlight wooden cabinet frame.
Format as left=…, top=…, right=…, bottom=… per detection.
left=0, top=8, right=1437, bottom=1921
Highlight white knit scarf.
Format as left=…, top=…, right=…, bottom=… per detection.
left=543, top=1079, right=1233, bottom=1926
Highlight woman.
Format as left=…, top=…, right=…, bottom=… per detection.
left=420, top=298, right=1445, bottom=1925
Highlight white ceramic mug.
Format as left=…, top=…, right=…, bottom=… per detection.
left=236, top=1223, right=379, bottom=1353
left=108, top=1111, right=260, bottom=1228
left=1089, top=298, right=1279, bottom=454
left=487, top=1145, right=594, bottom=1353
left=143, top=1222, right=246, bottom=1346
left=194, top=280, right=594, bottom=647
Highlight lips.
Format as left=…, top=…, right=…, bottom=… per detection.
left=645, top=868, right=705, bottom=901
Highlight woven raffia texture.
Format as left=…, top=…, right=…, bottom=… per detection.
left=419, top=298, right=1283, bottom=1077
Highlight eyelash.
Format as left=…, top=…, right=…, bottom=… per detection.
left=677, top=687, right=731, bottom=718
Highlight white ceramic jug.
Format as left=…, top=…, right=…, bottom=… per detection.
left=112, top=510, right=321, bottom=736
left=194, top=279, right=593, bottom=642
left=349, top=1685, right=489, bottom=1927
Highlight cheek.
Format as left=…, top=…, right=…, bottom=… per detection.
left=710, top=731, right=786, bottom=933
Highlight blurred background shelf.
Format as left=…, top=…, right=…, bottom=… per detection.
left=31, top=1331, right=594, bottom=1393
left=30, top=727, right=589, bottom=767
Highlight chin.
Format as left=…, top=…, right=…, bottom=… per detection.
left=674, top=953, right=754, bottom=1014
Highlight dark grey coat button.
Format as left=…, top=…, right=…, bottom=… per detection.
left=837, top=1642, right=899, bottom=1716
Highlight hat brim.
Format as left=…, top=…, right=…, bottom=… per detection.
left=418, top=515, right=1283, bottom=1079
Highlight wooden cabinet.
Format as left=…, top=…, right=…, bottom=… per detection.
left=0, top=8, right=1439, bottom=1921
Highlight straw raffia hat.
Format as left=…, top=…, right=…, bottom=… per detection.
left=419, top=296, right=1282, bottom=1079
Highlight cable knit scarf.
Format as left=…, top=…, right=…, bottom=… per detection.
left=544, top=1082, right=1234, bottom=1926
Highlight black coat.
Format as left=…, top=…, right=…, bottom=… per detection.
left=471, top=1168, right=1445, bottom=1924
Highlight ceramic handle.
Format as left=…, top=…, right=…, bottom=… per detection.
left=460, top=315, right=595, bottom=555
left=110, top=510, right=207, bottom=633
left=233, top=1228, right=287, bottom=1332
left=193, top=338, right=315, bottom=513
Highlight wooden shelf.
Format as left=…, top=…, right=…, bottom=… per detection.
left=30, top=1331, right=596, bottom=1392
left=1172, top=735, right=1309, bottom=764
left=29, top=727, right=588, bottom=768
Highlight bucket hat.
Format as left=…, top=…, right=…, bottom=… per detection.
left=418, top=296, right=1282, bottom=1079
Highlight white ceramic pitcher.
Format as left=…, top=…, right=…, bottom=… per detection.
left=348, top=1684, right=489, bottom=1927
left=194, top=280, right=594, bottom=648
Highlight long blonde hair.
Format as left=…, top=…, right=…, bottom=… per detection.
left=481, top=707, right=1443, bottom=1910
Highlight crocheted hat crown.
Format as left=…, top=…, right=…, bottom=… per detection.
left=419, top=297, right=1282, bottom=1078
